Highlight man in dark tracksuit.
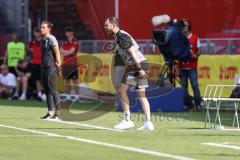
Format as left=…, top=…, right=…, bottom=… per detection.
left=40, top=21, right=62, bottom=120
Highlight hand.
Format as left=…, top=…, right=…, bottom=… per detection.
left=138, top=70, right=148, bottom=79
left=56, top=66, right=62, bottom=77
left=56, top=62, right=61, bottom=68
left=152, top=45, right=156, bottom=53
left=190, top=50, right=198, bottom=59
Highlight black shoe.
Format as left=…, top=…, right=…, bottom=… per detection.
left=35, top=96, right=43, bottom=102
left=40, top=113, right=53, bottom=119
left=195, top=105, right=202, bottom=111
left=50, top=114, right=61, bottom=120
left=184, top=105, right=193, bottom=112
left=11, top=95, right=19, bottom=100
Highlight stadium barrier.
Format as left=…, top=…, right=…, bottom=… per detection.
left=78, top=38, right=240, bottom=54
left=57, top=54, right=240, bottom=99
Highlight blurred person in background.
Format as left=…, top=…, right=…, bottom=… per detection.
left=0, top=64, right=16, bottom=98
left=4, top=33, right=25, bottom=75
left=12, top=59, right=32, bottom=100
left=60, top=26, right=80, bottom=102
left=178, top=19, right=202, bottom=111
left=28, top=27, right=45, bottom=101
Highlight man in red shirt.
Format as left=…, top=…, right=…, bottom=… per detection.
left=178, top=20, right=202, bottom=111
left=60, top=27, right=79, bottom=101
left=28, top=27, right=45, bottom=100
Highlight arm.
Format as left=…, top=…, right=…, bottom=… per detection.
left=15, top=66, right=24, bottom=77
left=118, top=33, right=147, bottom=78
left=52, top=45, right=61, bottom=67
left=190, top=49, right=201, bottom=59
left=53, top=45, right=62, bottom=77
left=24, top=72, right=31, bottom=79
left=128, top=46, right=148, bottom=79
left=190, top=50, right=198, bottom=59
left=60, top=47, right=76, bottom=56
left=190, top=37, right=201, bottom=59
left=128, top=46, right=142, bottom=68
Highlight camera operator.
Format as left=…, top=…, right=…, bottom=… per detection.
left=152, top=16, right=191, bottom=88
left=178, top=19, right=202, bottom=111
left=152, top=15, right=191, bottom=62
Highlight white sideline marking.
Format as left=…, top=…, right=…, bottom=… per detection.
left=0, top=135, right=52, bottom=138
left=0, top=124, right=195, bottom=160
left=42, top=119, right=123, bottom=132
left=167, top=128, right=240, bottom=132
left=202, top=143, right=240, bottom=151
left=219, top=128, right=240, bottom=131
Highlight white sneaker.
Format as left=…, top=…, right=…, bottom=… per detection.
left=72, top=95, right=79, bottom=102
left=137, top=121, right=155, bottom=131
left=66, top=94, right=71, bottom=101
left=19, top=94, right=26, bottom=100
left=114, top=119, right=134, bottom=130
left=41, top=94, right=46, bottom=101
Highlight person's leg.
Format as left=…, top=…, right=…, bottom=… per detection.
left=34, top=65, right=43, bottom=98
left=135, top=61, right=154, bottom=130
left=48, top=67, right=61, bottom=116
left=118, top=83, right=130, bottom=120
left=65, top=79, right=71, bottom=94
left=114, top=83, right=135, bottom=129
left=19, top=75, right=30, bottom=100
left=73, top=79, right=79, bottom=94
left=180, top=69, right=193, bottom=108
left=114, top=66, right=125, bottom=90
left=73, top=79, right=79, bottom=101
left=62, top=66, right=73, bottom=100
left=36, top=80, right=42, bottom=97
left=113, top=66, right=125, bottom=111
left=0, top=87, right=8, bottom=98
left=41, top=67, right=54, bottom=116
left=180, top=69, right=189, bottom=95
left=13, top=77, right=21, bottom=97
left=64, top=79, right=72, bottom=100
left=136, top=88, right=151, bottom=121
left=71, top=67, right=79, bottom=96
left=189, top=69, right=201, bottom=108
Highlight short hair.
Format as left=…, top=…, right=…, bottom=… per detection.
left=183, top=19, right=192, bottom=31
left=41, top=20, right=54, bottom=30
left=64, top=26, right=74, bottom=32
left=0, top=64, right=8, bottom=70
left=106, top=17, right=119, bottom=27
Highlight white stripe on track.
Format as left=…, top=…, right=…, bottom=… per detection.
left=0, top=124, right=195, bottom=160
left=0, top=135, right=52, bottom=138
left=202, top=143, right=240, bottom=151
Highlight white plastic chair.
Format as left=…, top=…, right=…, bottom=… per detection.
left=203, top=84, right=240, bottom=129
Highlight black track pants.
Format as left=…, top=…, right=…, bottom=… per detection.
left=41, top=67, right=60, bottom=111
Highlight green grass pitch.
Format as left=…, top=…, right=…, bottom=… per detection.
left=0, top=99, right=239, bottom=160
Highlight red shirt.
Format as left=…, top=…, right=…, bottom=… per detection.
left=28, top=39, right=41, bottom=64
left=61, top=38, right=79, bottom=65
left=179, top=33, right=200, bottom=69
